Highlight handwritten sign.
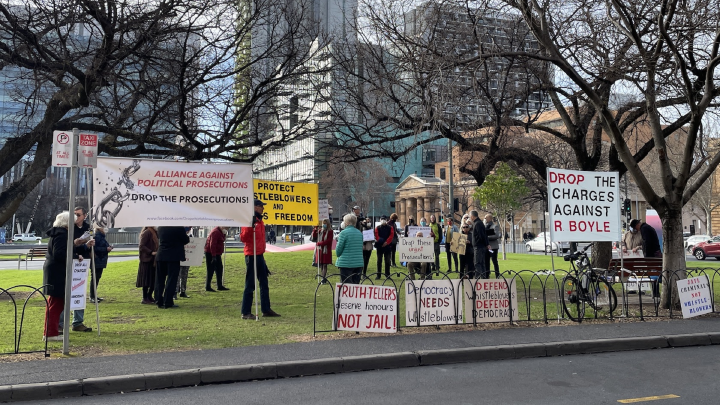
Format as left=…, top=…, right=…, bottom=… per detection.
left=70, top=259, right=89, bottom=310
left=319, top=199, right=329, bottom=221
left=407, top=226, right=432, bottom=238
left=397, top=237, right=434, bottom=262
left=450, top=233, right=467, bottom=255
left=464, top=279, right=518, bottom=323
left=362, top=229, right=375, bottom=242
left=334, top=284, right=397, bottom=333
left=405, top=280, right=462, bottom=325
left=181, top=237, right=206, bottom=267
left=677, top=276, right=712, bottom=318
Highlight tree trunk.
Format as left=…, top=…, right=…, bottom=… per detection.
left=706, top=209, right=712, bottom=236
left=660, top=212, right=686, bottom=310
left=590, top=241, right=612, bottom=269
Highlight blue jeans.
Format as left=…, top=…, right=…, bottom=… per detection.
left=241, top=255, right=271, bottom=315
left=59, top=309, right=84, bottom=328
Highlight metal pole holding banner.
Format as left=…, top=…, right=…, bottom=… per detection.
left=91, top=246, right=100, bottom=336
left=62, top=129, right=79, bottom=355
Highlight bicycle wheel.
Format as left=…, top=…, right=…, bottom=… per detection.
left=585, top=278, right=618, bottom=315
left=561, top=275, right=586, bottom=322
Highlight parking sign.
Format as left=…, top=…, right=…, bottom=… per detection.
left=52, top=131, right=73, bottom=167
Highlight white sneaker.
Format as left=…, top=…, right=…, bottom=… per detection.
left=43, top=335, right=63, bottom=342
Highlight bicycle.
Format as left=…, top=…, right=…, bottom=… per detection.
left=560, top=243, right=618, bottom=322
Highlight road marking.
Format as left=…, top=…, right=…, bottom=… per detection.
left=617, top=394, right=680, bottom=403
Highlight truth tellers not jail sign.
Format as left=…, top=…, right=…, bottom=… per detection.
left=334, top=284, right=397, bottom=333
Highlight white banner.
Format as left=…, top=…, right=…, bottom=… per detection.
left=362, top=229, right=375, bottom=242
left=334, top=284, right=397, bottom=333
left=464, top=279, right=518, bottom=323
left=397, top=237, right=434, bottom=262
left=547, top=168, right=620, bottom=242
left=405, top=280, right=462, bottom=325
left=70, top=259, right=89, bottom=310
left=678, top=276, right=712, bottom=318
left=181, top=237, right=206, bottom=267
left=407, top=226, right=432, bottom=238
left=92, top=158, right=253, bottom=227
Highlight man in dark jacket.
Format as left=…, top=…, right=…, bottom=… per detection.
left=59, top=207, right=95, bottom=333
left=205, top=226, right=229, bottom=292
left=374, top=215, right=395, bottom=279
left=630, top=219, right=662, bottom=257
left=90, top=227, right=113, bottom=302
left=155, top=226, right=190, bottom=309
left=470, top=211, right=491, bottom=279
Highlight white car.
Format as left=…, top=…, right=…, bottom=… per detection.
left=13, top=233, right=41, bottom=242
left=685, top=235, right=712, bottom=252
left=525, top=232, right=567, bottom=253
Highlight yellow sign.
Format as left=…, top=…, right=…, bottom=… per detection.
left=253, top=180, right=319, bottom=225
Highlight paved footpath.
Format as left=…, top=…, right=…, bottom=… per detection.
left=1, top=317, right=720, bottom=402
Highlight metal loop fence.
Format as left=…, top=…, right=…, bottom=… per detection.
left=0, top=285, right=50, bottom=357
left=312, top=267, right=720, bottom=335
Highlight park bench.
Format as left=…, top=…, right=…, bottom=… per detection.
left=607, top=258, right=663, bottom=296
left=19, top=247, right=49, bottom=270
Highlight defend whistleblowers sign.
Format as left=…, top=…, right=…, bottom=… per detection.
left=93, top=158, right=254, bottom=227
left=547, top=168, right=621, bottom=242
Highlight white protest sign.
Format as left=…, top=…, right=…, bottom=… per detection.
left=93, top=158, right=254, bottom=227
left=405, top=280, right=462, bottom=325
left=181, top=237, right=206, bottom=267
left=362, top=229, right=375, bottom=242
left=397, top=237, right=434, bottom=262
left=78, top=133, right=99, bottom=168
left=625, top=277, right=653, bottom=294
left=547, top=168, right=620, bottom=242
left=70, top=259, right=89, bottom=310
left=464, top=279, right=518, bottom=322
left=334, top=284, right=397, bottom=333
left=407, top=226, right=432, bottom=238
left=52, top=130, right=73, bottom=167
left=318, top=199, right=329, bottom=221
left=677, top=276, right=713, bottom=318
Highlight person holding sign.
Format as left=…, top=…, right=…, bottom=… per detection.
left=407, top=232, right=430, bottom=280
left=240, top=200, right=281, bottom=319
left=374, top=215, right=395, bottom=279
left=59, top=207, right=95, bottom=333
left=484, top=214, right=500, bottom=278
left=311, top=219, right=334, bottom=283
left=460, top=218, right=475, bottom=278
left=630, top=219, right=661, bottom=258
left=471, top=211, right=491, bottom=279
left=622, top=220, right=643, bottom=255
left=204, top=226, right=229, bottom=292
left=335, top=214, right=364, bottom=284
left=42, top=212, right=72, bottom=341
left=444, top=218, right=459, bottom=272
left=429, top=215, right=441, bottom=272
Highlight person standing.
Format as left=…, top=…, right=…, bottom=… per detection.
left=269, top=228, right=276, bottom=245
left=90, top=226, right=113, bottom=303
left=459, top=219, right=475, bottom=278
left=471, top=211, right=491, bottom=279
left=484, top=214, right=501, bottom=278
left=388, top=213, right=399, bottom=267
left=205, top=226, right=229, bottom=292
left=444, top=218, right=459, bottom=272
left=352, top=206, right=373, bottom=276
left=42, top=212, right=72, bottom=341
left=404, top=217, right=415, bottom=239
left=311, top=219, right=334, bottom=283
left=622, top=221, right=643, bottom=255
left=155, top=226, right=190, bottom=309
left=630, top=219, right=661, bottom=257
left=335, top=214, right=364, bottom=284
left=428, top=215, right=441, bottom=273
left=240, top=200, right=281, bottom=319
left=177, top=227, right=194, bottom=298
left=137, top=226, right=158, bottom=304
left=374, top=215, right=395, bottom=279
left=59, top=207, right=94, bottom=333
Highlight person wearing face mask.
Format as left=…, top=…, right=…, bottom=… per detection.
left=484, top=214, right=501, bottom=278
left=404, top=216, right=415, bottom=238
left=622, top=220, right=643, bottom=255
left=374, top=215, right=395, bottom=279
left=59, top=206, right=96, bottom=333
left=205, top=226, right=229, bottom=292
left=630, top=219, right=660, bottom=257
left=240, top=199, right=281, bottom=319
left=311, top=219, right=334, bottom=283
left=428, top=215, right=441, bottom=273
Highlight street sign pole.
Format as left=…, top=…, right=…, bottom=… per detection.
left=62, top=129, right=79, bottom=355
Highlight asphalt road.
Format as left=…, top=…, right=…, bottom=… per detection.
left=27, top=345, right=719, bottom=405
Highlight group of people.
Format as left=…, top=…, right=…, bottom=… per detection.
left=328, top=206, right=506, bottom=284
left=622, top=219, right=661, bottom=258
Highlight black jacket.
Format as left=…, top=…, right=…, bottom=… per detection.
left=73, top=221, right=91, bottom=258
left=93, top=231, right=111, bottom=268
left=43, top=227, right=70, bottom=298
left=156, top=226, right=190, bottom=262
left=639, top=223, right=661, bottom=257
left=472, top=218, right=489, bottom=250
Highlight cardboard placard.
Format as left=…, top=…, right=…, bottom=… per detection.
left=397, top=237, right=434, bottom=262
left=334, top=284, right=397, bottom=333
left=362, top=229, right=375, bottom=242
left=70, top=259, right=89, bottom=310
left=181, top=237, right=206, bottom=267
left=464, top=278, right=518, bottom=323
left=405, top=280, right=463, bottom=325
left=677, top=276, right=712, bottom=318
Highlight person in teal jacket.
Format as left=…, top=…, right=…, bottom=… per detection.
left=335, top=214, right=364, bottom=284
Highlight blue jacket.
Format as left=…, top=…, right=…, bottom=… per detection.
left=93, top=231, right=111, bottom=268
left=335, top=226, right=364, bottom=268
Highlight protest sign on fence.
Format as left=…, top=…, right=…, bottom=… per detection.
left=93, top=158, right=253, bottom=227
left=407, top=226, right=431, bottom=238
left=405, top=280, right=462, bottom=326
left=677, top=276, right=713, bottom=318
left=181, top=237, right=206, bottom=267
left=334, top=284, right=397, bottom=333
left=70, top=259, right=89, bottom=310
left=547, top=168, right=620, bottom=242
left=464, top=279, right=518, bottom=322
left=397, top=237, right=434, bottom=262
left=362, top=229, right=375, bottom=242
left=254, top=180, right=318, bottom=226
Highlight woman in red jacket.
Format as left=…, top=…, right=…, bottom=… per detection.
left=311, top=219, right=333, bottom=283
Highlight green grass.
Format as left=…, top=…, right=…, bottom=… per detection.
left=1, top=251, right=719, bottom=356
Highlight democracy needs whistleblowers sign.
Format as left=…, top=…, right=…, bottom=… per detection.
left=253, top=180, right=318, bottom=225
left=547, top=168, right=621, bottom=242
left=93, top=158, right=253, bottom=227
